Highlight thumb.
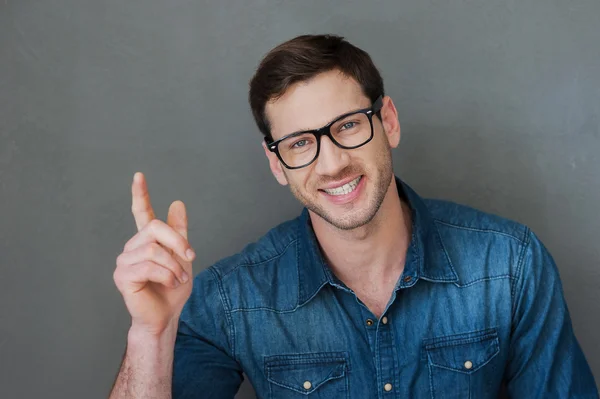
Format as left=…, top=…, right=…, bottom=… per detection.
left=167, top=200, right=188, bottom=241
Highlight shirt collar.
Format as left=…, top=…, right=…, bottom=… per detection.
left=296, top=175, right=458, bottom=306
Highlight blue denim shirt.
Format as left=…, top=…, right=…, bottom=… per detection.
left=173, top=177, right=598, bottom=398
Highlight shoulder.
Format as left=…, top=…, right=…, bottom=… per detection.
left=425, top=198, right=528, bottom=240
left=194, top=213, right=303, bottom=313
left=424, top=198, right=531, bottom=284
left=210, top=215, right=299, bottom=279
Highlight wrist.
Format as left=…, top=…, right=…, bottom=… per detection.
left=127, top=319, right=179, bottom=351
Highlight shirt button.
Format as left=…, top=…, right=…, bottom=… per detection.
left=382, top=316, right=388, bottom=324
left=366, top=319, right=374, bottom=326
left=464, top=360, right=473, bottom=370
left=303, top=381, right=312, bottom=390
left=384, top=383, right=393, bottom=392
left=403, top=276, right=412, bottom=283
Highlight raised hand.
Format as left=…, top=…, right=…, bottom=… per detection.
left=113, top=172, right=195, bottom=336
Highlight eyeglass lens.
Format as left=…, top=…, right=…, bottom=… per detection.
left=277, top=112, right=372, bottom=168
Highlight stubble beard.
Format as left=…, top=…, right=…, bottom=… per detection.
left=287, top=148, right=394, bottom=231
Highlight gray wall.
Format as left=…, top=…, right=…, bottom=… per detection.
left=1, top=0, right=598, bottom=397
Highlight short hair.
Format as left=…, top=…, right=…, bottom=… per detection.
left=248, top=34, right=385, bottom=140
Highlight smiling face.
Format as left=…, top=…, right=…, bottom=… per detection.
left=263, top=69, right=401, bottom=230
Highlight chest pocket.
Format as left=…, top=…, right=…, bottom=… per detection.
left=424, top=328, right=500, bottom=399
left=264, top=352, right=349, bottom=399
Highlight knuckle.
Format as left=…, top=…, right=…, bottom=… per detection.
left=166, top=273, right=178, bottom=287
left=179, top=238, right=190, bottom=253
left=131, top=204, right=146, bottom=215
left=139, top=262, right=153, bottom=277
left=112, top=268, right=122, bottom=285
left=147, top=243, right=161, bottom=258
left=156, top=266, right=176, bottom=286
left=148, top=219, right=162, bottom=230
left=115, top=253, right=126, bottom=267
left=170, top=254, right=183, bottom=269
left=123, top=238, right=134, bottom=252
left=174, top=237, right=189, bottom=256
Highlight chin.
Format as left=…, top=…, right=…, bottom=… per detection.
left=330, top=213, right=375, bottom=230
left=309, top=198, right=380, bottom=231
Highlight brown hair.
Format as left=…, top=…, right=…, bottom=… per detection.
left=248, top=34, right=385, bottom=141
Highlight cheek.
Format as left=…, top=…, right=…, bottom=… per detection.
left=370, top=131, right=392, bottom=159
left=305, top=171, right=326, bottom=196
left=286, top=169, right=312, bottom=190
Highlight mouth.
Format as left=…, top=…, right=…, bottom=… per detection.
left=320, top=176, right=363, bottom=196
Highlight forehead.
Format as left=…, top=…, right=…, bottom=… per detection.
left=265, top=70, right=370, bottom=140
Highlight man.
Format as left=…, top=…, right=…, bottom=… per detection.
left=110, top=34, right=598, bottom=398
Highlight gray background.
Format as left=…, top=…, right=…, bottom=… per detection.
left=1, top=0, right=598, bottom=398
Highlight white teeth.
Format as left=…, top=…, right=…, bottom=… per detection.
left=323, top=176, right=362, bottom=196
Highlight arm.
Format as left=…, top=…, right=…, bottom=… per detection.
left=110, top=322, right=179, bottom=399
left=110, top=268, right=244, bottom=399
left=110, top=172, right=197, bottom=398
left=505, top=229, right=598, bottom=398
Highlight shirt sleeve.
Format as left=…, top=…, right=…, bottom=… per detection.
left=172, top=266, right=243, bottom=399
left=505, top=229, right=598, bottom=398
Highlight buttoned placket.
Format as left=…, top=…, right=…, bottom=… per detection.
left=376, top=312, right=398, bottom=397
left=358, top=290, right=401, bottom=398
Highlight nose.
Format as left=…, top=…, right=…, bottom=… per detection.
left=313, top=135, right=350, bottom=176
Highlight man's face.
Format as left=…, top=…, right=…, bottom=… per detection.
left=264, top=70, right=400, bottom=230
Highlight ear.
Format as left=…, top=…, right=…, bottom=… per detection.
left=262, top=140, right=289, bottom=186
left=379, top=96, right=401, bottom=149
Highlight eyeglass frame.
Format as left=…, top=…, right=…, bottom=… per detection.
left=265, top=95, right=384, bottom=169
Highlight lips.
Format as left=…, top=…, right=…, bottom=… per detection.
left=321, top=176, right=362, bottom=196
left=317, top=174, right=366, bottom=206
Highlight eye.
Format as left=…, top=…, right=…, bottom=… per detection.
left=291, top=139, right=309, bottom=149
left=340, top=121, right=356, bottom=130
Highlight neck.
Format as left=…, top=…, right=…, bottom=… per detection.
left=309, top=178, right=413, bottom=286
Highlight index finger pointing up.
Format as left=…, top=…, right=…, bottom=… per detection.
left=131, top=172, right=156, bottom=231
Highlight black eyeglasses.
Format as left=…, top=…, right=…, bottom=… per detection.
left=265, top=95, right=384, bottom=169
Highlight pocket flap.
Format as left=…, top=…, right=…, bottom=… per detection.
left=424, top=328, right=499, bottom=373
left=265, top=352, right=348, bottom=394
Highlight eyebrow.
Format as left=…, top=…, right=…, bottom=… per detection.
left=281, top=104, right=370, bottom=138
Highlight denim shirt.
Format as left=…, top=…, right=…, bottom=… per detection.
left=173, top=177, right=598, bottom=399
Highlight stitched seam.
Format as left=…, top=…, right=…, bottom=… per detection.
left=425, top=333, right=498, bottom=349
left=230, top=306, right=298, bottom=314
left=429, top=344, right=499, bottom=373
left=220, top=238, right=298, bottom=279
left=267, top=358, right=347, bottom=367
left=468, top=373, right=472, bottom=399
left=429, top=363, right=475, bottom=374
left=387, top=318, right=401, bottom=397
left=229, top=281, right=329, bottom=313
left=210, top=267, right=238, bottom=362
left=296, top=235, right=302, bottom=306
left=454, top=275, right=514, bottom=288
left=511, top=227, right=531, bottom=317
left=297, top=280, right=329, bottom=307
left=374, top=323, right=381, bottom=399
left=423, top=327, right=498, bottom=346
left=265, top=351, right=351, bottom=371
left=433, top=225, right=459, bottom=280
left=267, top=370, right=344, bottom=394
left=296, top=216, right=332, bottom=306
left=265, top=352, right=346, bottom=367
left=433, top=219, right=525, bottom=242
left=345, top=367, right=349, bottom=399
left=428, top=356, right=436, bottom=399
left=420, top=276, right=459, bottom=283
